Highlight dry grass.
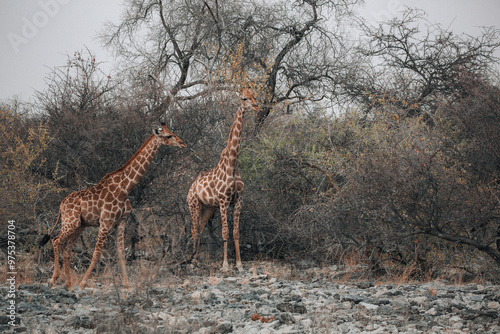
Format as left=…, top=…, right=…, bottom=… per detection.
left=2, top=225, right=497, bottom=291
left=3, top=253, right=494, bottom=291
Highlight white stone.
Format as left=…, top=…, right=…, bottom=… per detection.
left=487, top=301, right=500, bottom=309
left=449, top=315, right=462, bottom=323
left=196, top=328, right=211, bottom=334
left=425, top=307, right=437, bottom=315
left=359, top=302, right=379, bottom=310
left=170, top=315, right=189, bottom=328
left=301, top=318, right=313, bottom=328
left=191, top=290, right=202, bottom=301
left=157, top=312, right=170, bottom=322
left=411, top=296, right=427, bottom=305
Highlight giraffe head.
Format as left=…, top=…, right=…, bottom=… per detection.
left=239, top=88, right=259, bottom=113
left=152, top=121, right=187, bottom=148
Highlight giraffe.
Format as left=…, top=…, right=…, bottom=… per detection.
left=187, top=88, right=258, bottom=272
left=39, top=120, right=186, bottom=290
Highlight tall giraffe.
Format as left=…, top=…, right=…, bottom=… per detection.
left=187, top=88, right=258, bottom=272
left=40, top=121, right=186, bottom=290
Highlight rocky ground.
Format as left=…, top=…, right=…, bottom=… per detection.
left=1, top=261, right=500, bottom=333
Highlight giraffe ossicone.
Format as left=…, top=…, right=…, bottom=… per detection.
left=187, top=88, right=258, bottom=272
left=40, top=121, right=186, bottom=290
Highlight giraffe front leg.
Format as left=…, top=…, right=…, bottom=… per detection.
left=115, top=219, right=129, bottom=288
left=80, top=225, right=111, bottom=289
left=220, top=201, right=230, bottom=272
left=233, top=192, right=243, bottom=271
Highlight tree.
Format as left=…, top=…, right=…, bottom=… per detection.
left=35, top=50, right=134, bottom=189
left=351, top=8, right=500, bottom=117
left=101, top=0, right=362, bottom=130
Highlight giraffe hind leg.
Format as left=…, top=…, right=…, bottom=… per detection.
left=49, top=217, right=80, bottom=288
left=199, top=205, right=216, bottom=261
left=219, top=201, right=230, bottom=272
left=62, top=226, right=84, bottom=290
left=191, top=205, right=216, bottom=264
left=49, top=236, right=62, bottom=288
left=188, top=198, right=202, bottom=262
left=115, top=218, right=129, bottom=288
left=233, top=192, right=243, bottom=271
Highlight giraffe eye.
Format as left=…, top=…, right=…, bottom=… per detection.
left=166, top=135, right=172, bottom=139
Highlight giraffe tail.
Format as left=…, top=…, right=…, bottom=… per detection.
left=39, top=209, right=61, bottom=247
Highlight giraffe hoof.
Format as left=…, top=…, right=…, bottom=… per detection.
left=48, top=279, right=54, bottom=289
left=236, top=262, right=243, bottom=271
left=222, top=263, right=229, bottom=272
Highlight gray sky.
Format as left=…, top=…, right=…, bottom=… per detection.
left=1, top=0, right=499, bottom=102
left=0, top=0, right=122, bottom=102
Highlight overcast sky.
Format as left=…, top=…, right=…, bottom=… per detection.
left=1, top=0, right=499, bottom=102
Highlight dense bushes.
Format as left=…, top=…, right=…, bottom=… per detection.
left=239, top=82, right=500, bottom=278
left=0, top=106, right=63, bottom=248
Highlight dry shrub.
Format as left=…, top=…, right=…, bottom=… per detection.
left=240, top=101, right=499, bottom=280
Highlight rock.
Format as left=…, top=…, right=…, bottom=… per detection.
left=191, top=290, right=202, bottom=302
left=213, top=321, right=233, bottom=333
left=376, top=305, right=395, bottom=315
left=276, top=302, right=307, bottom=314
left=64, top=315, right=95, bottom=329
left=359, top=302, right=379, bottom=310
left=251, top=274, right=269, bottom=281
left=16, top=262, right=500, bottom=333
left=342, top=294, right=365, bottom=304
left=196, top=327, right=212, bottom=334
left=170, top=315, right=190, bottom=330
left=356, top=281, right=374, bottom=289
left=410, top=296, right=428, bottom=306
left=301, top=318, right=313, bottom=328
left=470, top=294, right=484, bottom=302
left=275, top=312, right=295, bottom=324
left=487, top=301, right=500, bottom=309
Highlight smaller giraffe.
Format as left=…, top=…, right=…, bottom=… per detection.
left=40, top=121, right=186, bottom=290
left=187, top=88, right=258, bottom=272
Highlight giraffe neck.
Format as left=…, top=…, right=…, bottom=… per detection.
left=113, top=134, right=161, bottom=194
left=218, top=106, right=244, bottom=173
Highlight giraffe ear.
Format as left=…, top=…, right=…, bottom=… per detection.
left=153, top=126, right=161, bottom=136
